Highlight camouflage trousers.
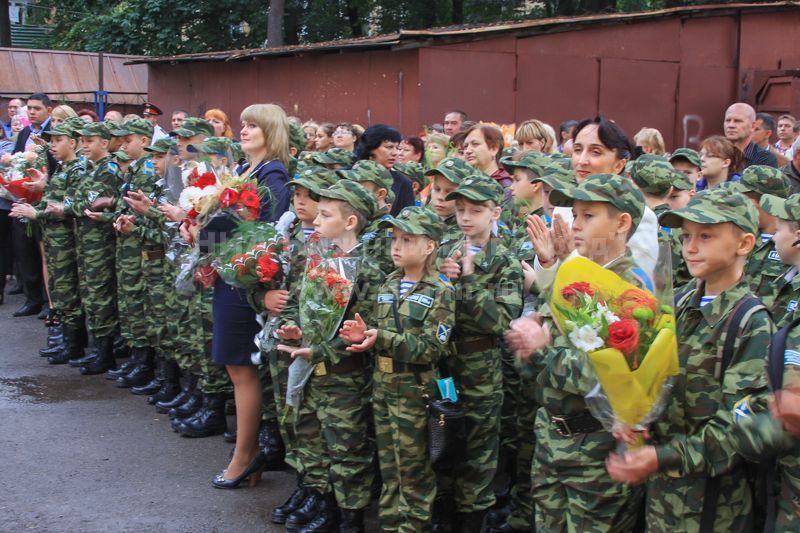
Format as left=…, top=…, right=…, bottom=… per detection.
left=532, top=408, right=642, bottom=533
left=42, top=221, right=82, bottom=329
left=193, top=287, right=232, bottom=394
left=163, top=265, right=196, bottom=372
left=373, top=367, right=438, bottom=533
left=444, top=347, right=504, bottom=512
left=500, top=346, right=522, bottom=453
left=266, top=347, right=300, bottom=472
left=645, top=468, right=753, bottom=532
left=75, top=220, right=118, bottom=337
left=140, top=250, right=167, bottom=349
left=115, top=233, right=149, bottom=348
left=505, top=374, right=539, bottom=530
left=293, top=365, right=374, bottom=510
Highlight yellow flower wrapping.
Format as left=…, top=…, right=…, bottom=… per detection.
left=551, top=256, right=679, bottom=427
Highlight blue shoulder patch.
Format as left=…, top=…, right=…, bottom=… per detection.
left=107, top=161, right=119, bottom=174
left=631, top=266, right=654, bottom=292
left=143, top=159, right=154, bottom=175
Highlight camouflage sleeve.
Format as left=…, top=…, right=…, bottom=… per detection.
left=729, top=413, right=797, bottom=462
left=143, top=205, right=166, bottom=223
left=535, top=326, right=597, bottom=396
left=655, top=311, right=774, bottom=477
left=458, top=255, right=524, bottom=335
left=374, top=284, right=456, bottom=364
left=129, top=215, right=164, bottom=243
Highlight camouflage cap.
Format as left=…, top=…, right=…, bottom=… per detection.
left=549, top=173, right=645, bottom=229
left=170, top=117, right=214, bottom=138
left=630, top=158, right=686, bottom=196
left=500, top=151, right=550, bottom=177
left=425, top=157, right=476, bottom=185
left=659, top=187, right=759, bottom=235
left=230, top=141, right=244, bottom=163
left=289, top=165, right=338, bottom=192
left=735, top=165, right=790, bottom=198
left=379, top=206, right=444, bottom=241
left=45, top=121, right=80, bottom=138
left=109, top=117, right=154, bottom=137
left=671, top=172, right=695, bottom=191
left=502, top=147, right=519, bottom=158
left=113, top=150, right=134, bottom=162
left=393, top=161, right=427, bottom=190
left=187, top=136, right=233, bottom=156
left=445, top=173, right=504, bottom=205
left=143, top=137, right=176, bottom=154
left=310, top=179, right=378, bottom=220
left=77, top=122, right=111, bottom=140
left=760, top=193, right=800, bottom=223
left=670, top=148, right=702, bottom=169
left=532, top=158, right=578, bottom=189
left=337, top=159, right=393, bottom=191
left=104, top=121, right=122, bottom=136
left=313, top=148, right=355, bottom=167
left=288, top=121, right=308, bottom=154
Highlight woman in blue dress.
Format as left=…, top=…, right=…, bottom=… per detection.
left=199, top=103, right=291, bottom=487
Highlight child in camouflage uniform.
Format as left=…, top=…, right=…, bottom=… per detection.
left=759, top=193, right=800, bottom=327
left=340, top=206, right=456, bottom=532
left=607, top=187, right=775, bottom=533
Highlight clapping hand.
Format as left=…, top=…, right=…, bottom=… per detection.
left=440, top=250, right=462, bottom=280
left=276, top=324, right=303, bottom=341
left=340, top=313, right=378, bottom=352
left=504, top=314, right=552, bottom=360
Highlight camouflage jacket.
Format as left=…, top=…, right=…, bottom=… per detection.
left=654, top=203, right=691, bottom=289
left=746, top=236, right=786, bottom=305
left=652, top=278, right=773, bottom=476
left=36, top=157, right=84, bottom=222
left=370, top=270, right=456, bottom=365
left=770, top=266, right=800, bottom=329
left=360, top=208, right=395, bottom=275
left=65, top=155, right=119, bottom=223
left=112, top=155, right=155, bottom=218
left=508, top=206, right=543, bottom=263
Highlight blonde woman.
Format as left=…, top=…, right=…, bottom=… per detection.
left=515, top=119, right=556, bottom=153
left=204, top=108, right=234, bottom=139
left=50, top=105, right=77, bottom=127
left=425, top=131, right=449, bottom=169
left=634, top=127, right=666, bottom=155
left=191, top=103, right=292, bottom=488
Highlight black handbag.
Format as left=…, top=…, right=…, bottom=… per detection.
left=427, top=396, right=466, bottom=472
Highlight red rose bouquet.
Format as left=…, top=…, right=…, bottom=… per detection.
left=213, top=221, right=290, bottom=290
left=178, top=162, right=266, bottom=227
left=0, top=147, right=48, bottom=203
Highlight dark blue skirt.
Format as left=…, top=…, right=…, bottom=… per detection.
left=211, top=277, right=260, bottom=366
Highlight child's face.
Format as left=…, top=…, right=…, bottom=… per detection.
left=510, top=168, right=539, bottom=202
left=50, top=135, right=75, bottom=161
left=121, top=134, right=147, bottom=160
left=671, top=160, right=701, bottom=184
left=81, top=136, right=108, bottom=161
left=541, top=184, right=555, bottom=219
left=455, top=198, right=500, bottom=239
left=314, top=198, right=353, bottom=240
left=152, top=153, right=168, bottom=176
left=430, top=175, right=458, bottom=220
left=681, top=220, right=753, bottom=280
left=666, top=188, right=694, bottom=210
left=391, top=228, right=433, bottom=269
left=773, top=218, right=800, bottom=266
left=177, top=134, right=204, bottom=160
left=571, top=200, right=629, bottom=262
left=744, top=193, right=775, bottom=233
left=293, top=185, right=318, bottom=223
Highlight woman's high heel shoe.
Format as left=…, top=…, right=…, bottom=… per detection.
left=211, top=452, right=267, bottom=489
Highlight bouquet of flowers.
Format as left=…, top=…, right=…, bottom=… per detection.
left=286, top=234, right=362, bottom=407
left=213, top=219, right=292, bottom=290
left=178, top=162, right=263, bottom=227
left=0, top=146, right=48, bottom=203
left=550, top=256, right=679, bottom=433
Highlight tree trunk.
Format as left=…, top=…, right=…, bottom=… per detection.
left=452, top=0, right=464, bottom=24
left=265, top=0, right=285, bottom=48
left=346, top=1, right=363, bottom=37
left=0, top=0, right=11, bottom=48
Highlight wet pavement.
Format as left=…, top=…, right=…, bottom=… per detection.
left=0, top=292, right=294, bottom=532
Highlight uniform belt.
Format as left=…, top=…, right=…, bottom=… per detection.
left=548, top=411, right=603, bottom=437
left=454, top=335, right=496, bottom=354
left=313, top=354, right=366, bottom=377
left=141, top=248, right=165, bottom=260
left=376, top=355, right=434, bottom=374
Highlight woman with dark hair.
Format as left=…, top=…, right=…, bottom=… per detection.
left=397, top=136, right=424, bottom=164
left=354, top=124, right=415, bottom=215
left=463, top=124, right=510, bottom=187
left=77, top=108, right=99, bottom=123
left=314, top=122, right=335, bottom=152
left=533, top=115, right=659, bottom=280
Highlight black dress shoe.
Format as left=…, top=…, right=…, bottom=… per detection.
left=7, top=283, right=23, bottom=295
left=13, top=302, right=42, bottom=317
left=272, top=482, right=308, bottom=524
left=223, top=429, right=237, bottom=443
left=285, top=491, right=324, bottom=532
left=37, top=306, right=49, bottom=320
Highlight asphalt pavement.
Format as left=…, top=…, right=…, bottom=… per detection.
left=0, top=292, right=296, bottom=533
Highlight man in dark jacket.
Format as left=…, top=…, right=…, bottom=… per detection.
left=782, top=139, right=800, bottom=196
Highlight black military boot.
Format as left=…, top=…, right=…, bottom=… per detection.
left=116, top=347, right=155, bottom=388
left=80, top=336, right=116, bottom=375
left=106, top=355, right=140, bottom=380
left=148, top=358, right=180, bottom=405
left=177, top=393, right=228, bottom=438
left=453, top=511, right=486, bottom=533
left=169, top=388, right=203, bottom=419
left=48, top=326, right=83, bottom=365
left=40, top=325, right=65, bottom=357
left=486, top=522, right=529, bottom=533
left=271, top=478, right=308, bottom=524
left=259, top=417, right=287, bottom=471
left=297, top=493, right=340, bottom=533
left=156, top=373, right=196, bottom=414
left=113, top=334, right=131, bottom=359
left=68, top=342, right=99, bottom=367
left=131, top=353, right=163, bottom=395
left=285, top=489, right=324, bottom=532
left=432, top=496, right=456, bottom=533
left=493, top=447, right=517, bottom=508
left=338, top=509, right=364, bottom=533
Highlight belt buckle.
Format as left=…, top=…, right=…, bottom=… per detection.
left=551, top=416, right=572, bottom=437
left=313, top=362, right=327, bottom=377
left=377, top=355, right=394, bottom=374
left=141, top=250, right=149, bottom=259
